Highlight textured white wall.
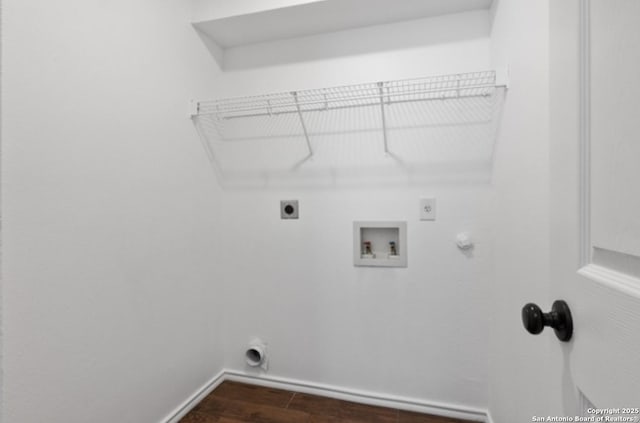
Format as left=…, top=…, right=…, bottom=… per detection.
left=200, top=5, right=496, bottom=411
left=0, top=0, right=552, bottom=420
left=488, top=0, right=552, bottom=421
left=1, top=1, right=224, bottom=422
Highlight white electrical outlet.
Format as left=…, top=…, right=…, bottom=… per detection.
left=420, top=198, right=436, bottom=221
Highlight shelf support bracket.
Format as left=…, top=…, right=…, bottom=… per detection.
left=189, top=100, right=200, bottom=119
left=378, top=82, right=389, bottom=155
left=292, top=91, right=314, bottom=160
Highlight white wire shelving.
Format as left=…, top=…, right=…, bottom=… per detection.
left=192, top=70, right=507, bottom=180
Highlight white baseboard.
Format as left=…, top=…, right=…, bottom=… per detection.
left=162, top=369, right=489, bottom=423
left=162, top=370, right=225, bottom=423
left=486, top=409, right=495, bottom=423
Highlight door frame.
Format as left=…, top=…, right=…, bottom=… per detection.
left=577, top=0, right=590, bottom=269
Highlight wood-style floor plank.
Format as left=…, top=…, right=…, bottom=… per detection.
left=287, top=393, right=343, bottom=417
left=336, top=400, right=398, bottom=423
left=213, top=381, right=295, bottom=408
left=178, top=381, right=474, bottom=423
left=217, top=418, right=252, bottom=423
left=194, top=395, right=229, bottom=416
left=221, top=399, right=311, bottom=423
left=178, top=411, right=220, bottom=423
left=399, top=410, right=469, bottom=423
left=307, top=416, right=341, bottom=423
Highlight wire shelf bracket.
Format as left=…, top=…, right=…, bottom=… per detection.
left=292, top=91, right=314, bottom=163
left=377, top=82, right=390, bottom=155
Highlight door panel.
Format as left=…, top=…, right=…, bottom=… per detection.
left=551, top=0, right=640, bottom=414
left=590, top=0, right=640, bottom=258
left=571, top=270, right=640, bottom=407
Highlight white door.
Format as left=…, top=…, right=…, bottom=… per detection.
left=550, top=0, right=640, bottom=416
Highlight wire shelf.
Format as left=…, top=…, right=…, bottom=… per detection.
left=192, top=70, right=506, bottom=180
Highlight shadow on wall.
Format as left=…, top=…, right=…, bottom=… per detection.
left=194, top=11, right=490, bottom=71
left=195, top=159, right=499, bottom=191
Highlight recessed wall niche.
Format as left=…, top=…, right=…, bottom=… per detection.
left=353, top=221, right=407, bottom=267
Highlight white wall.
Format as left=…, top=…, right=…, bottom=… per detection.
left=199, top=2, right=496, bottom=412
left=488, top=0, right=553, bottom=421
left=219, top=186, right=494, bottom=409
left=221, top=12, right=491, bottom=71
left=1, top=1, right=224, bottom=422
left=0, top=2, right=4, bottom=421
left=0, top=0, right=558, bottom=421
left=208, top=11, right=492, bottom=92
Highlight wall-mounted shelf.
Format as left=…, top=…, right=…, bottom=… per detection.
left=192, top=70, right=506, bottom=182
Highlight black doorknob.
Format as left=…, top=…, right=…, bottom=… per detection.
left=521, top=300, right=573, bottom=342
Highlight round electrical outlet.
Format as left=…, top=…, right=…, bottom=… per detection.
left=280, top=200, right=299, bottom=219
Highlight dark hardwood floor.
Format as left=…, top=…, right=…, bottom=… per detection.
left=178, top=381, right=472, bottom=423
